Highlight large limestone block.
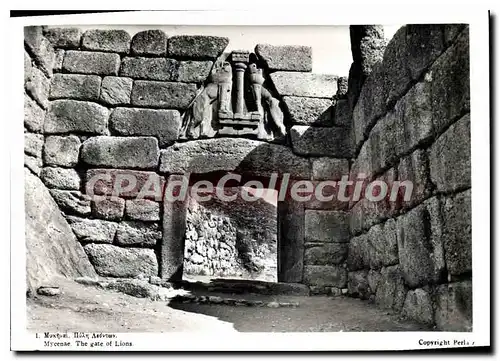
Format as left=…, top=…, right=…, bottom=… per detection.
left=130, top=30, right=167, bottom=56
left=270, top=72, right=338, bottom=98
left=131, top=80, right=197, bottom=109
left=81, top=136, right=159, bottom=169
left=49, top=190, right=91, bottom=216
left=401, top=288, right=434, bottom=325
left=49, top=73, right=101, bottom=101
left=168, top=35, right=229, bottom=59
left=110, top=108, right=181, bottom=147
left=159, top=138, right=311, bottom=179
left=44, top=27, right=82, bottom=49
left=44, top=100, right=109, bottom=135
left=375, top=265, right=407, bottom=312
left=429, top=114, right=471, bottom=193
left=100, top=76, right=133, bottom=105
left=115, top=221, right=161, bottom=247
left=304, top=243, right=347, bottom=265
left=84, top=243, right=158, bottom=278
left=255, top=44, right=312, bottom=72
left=303, top=265, right=347, bottom=288
left=304, top=210, right=350, bottom=243
left=43, top=135, right=81, bottom=167
left=282, top=96, right=333, bottom=126
left=290, top=126, right=353, bottom=158
left=25, top=169, right=96, bottom=293
left=63, top=50, right=120, bottom=75
left=67, top=216, right=118, bottom=243
left=120, top=57, right=178, bottom=81
left=81, top=29, right=131, bottom=53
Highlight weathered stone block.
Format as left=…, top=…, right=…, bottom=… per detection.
left=67, top=216, right=118, bottom=243
left=24, top=133, right=43, bottom=158
left=304, top=243, right=347, bottom=265
left=40, top=167, right=80, bottom=190
left=255, top=44, right=312, bottom=72
left=120, top=57, right=177, bottom=81
left=44, top=27, right=82, bottom=49
left=350, top=25, right=386, bottom=76
left=177, top=60, right=213, bottom=83
left=367, top=269, right=381, bottom=294
left=125, top=199, right=160, bottom=221
left=159, top=138, right=311, bottom=179
left=434, top=281, right=472, bottom=331
left=110, top=108, right=181, bottom=147
left=401, top=81, right=433, bottom=150
left=49, top=73, right=101, bottom=101
left=282, top=96, right=333, bottom=126
left=24, top=50, right=32, bottom=82
left=396, top=199, right=446, bottom=288
left=382, top=27, right=411, bottom=107
left=352, top=63, right=387, bottom=147
left=100, top=76, right=133, bottom=105
left=430, top=27, right=469, bottom=134
left=405, top=24, right=445, bottom=81
left=24, top=26, right=55, bottom=78
left=43, top=135, right=81, bottom=167
left=168, top=35, right=229, bottom=59
left=365, top=219, right=399, bottom=269
left=270, top=72, right=338, bottom=98
left=305, top=210, right=350, bottom=243
left=429, top=114, right=470, bottom=193
left=53, top=49, right=64, bottom=71
left=375, top=265, right=407, bottom=312
left=346, top=234, right=368, bottom=271
left=63, top=50, right=120, bottom=75
left=81, top=136, right=159, bottom=169
left=349, top=191, right=395, bottom=236
left=25, top=155, right=42, bottom=176
left=82, top=29, right=131, bottom=53
left=290, top=126, right=353, bottom=158
left=131, top=80, right=197, bottom=109
left=85, top=169, right=165, bottom=200
left=311, top=157, right=349, bottom=181
left=116, top=221, right=161, bottom=247
left=333, top=99, right=352, bottom=127
left=397, top=148, right=431, bottom=209
left=303, top=265, right=347, bottom=288
left=401, top=288, right=434, bottom=325
left=49, top=189, right=91, bottom=216
left=84, top=243, right=158, bottom=278
left=24, top=94, right=44, bottom=133
left=443, top=24, right=467, bottom=46
left=25, top=66, right=50, bottom=109
left=131, top=30, right=167, bottom=56
left=44, top=100, right=109, bottom=134
left=347, top=270, right=370, bottom=299
left=442, top=190, right=471, bottom=276
left=91, top=198, right=125, bottom=221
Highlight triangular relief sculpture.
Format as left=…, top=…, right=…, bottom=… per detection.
left=179, top=50, right=286, bottom=141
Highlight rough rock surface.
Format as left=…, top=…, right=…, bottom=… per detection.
left=24, top=94, right=45, bottom=133
left=116, top=221, right=162, bottom=247
left=63, top=50, right=120, bottom=75
left=44, top=27, right=82, bottom=49
left=49, top=190, right=91, bottom=216
left=401, top=288, right=434, bottom=325
left=168, top=35, right=229, bottom=59
left=303, top=265, right=347, bottom=288
left=282, top=96, right=333, bottom=126
left=131, top=80, right=197, bottom=109
left=125, top=199, right=160, bottom=221
left=67, top=216, right=118, bottom=243
left=131, top=30, right=167, bottom=56
left=44, top=100, right=109, bottom=135
left=83, top=243, right=158, bottom=278
left=81, top=29, right=131, bottom=53
left=43, top=135, right=81, bottom=167
left=270, top=72, right=338, bottom=98
left=255, top=44, right=312, bottom=72
left=40, top=167, right=80, bottom=190
left=91, top=198, right=125, bottom=221
left=290, top=126, right=353, bottom=158
left=305, top=210, right=349, bottom=243
left=434, top=281, right=472, bottom=331
left=120, top=57, right=178, bottom=81
left=100, top=76, right=133, bottom=105
left=81, top=136, right=159, bottom=169
left=49, top=74, right=101, bottom=101
left=109, top=108, right=181, bottom=147
left=25, top=169, right=96, bottom=293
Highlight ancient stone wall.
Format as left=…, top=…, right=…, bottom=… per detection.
left=344, top=25, right=471, bottom=331
left=29, top=26, right=351, bottom=287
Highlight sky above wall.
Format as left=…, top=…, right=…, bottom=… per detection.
left=66, top=25, right=401, bottom=76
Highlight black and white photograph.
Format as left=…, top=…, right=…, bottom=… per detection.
left=8, top=5, right=491, bottom=352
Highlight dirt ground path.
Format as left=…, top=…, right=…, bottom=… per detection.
left=27, top=278, right=431, bottom=333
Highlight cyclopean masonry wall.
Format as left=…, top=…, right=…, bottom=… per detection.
left=29, top=26, right=352, bottom=291
left=344, top=25, right=471, bottom=331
